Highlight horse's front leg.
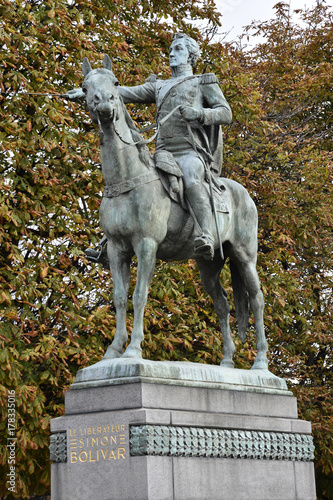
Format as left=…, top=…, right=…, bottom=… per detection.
left=104, top=242, right=131, bottom=359
left=123, top=237, right=158, bottom=358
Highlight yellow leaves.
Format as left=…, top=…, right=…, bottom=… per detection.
left=1, top=290, right=12, bottom=304
left=277, top=233, right=296, bottom=246
left=40, top=267, right=49, bottom=279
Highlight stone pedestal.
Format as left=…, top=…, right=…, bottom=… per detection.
left=50, top=360, right=316, bottom=500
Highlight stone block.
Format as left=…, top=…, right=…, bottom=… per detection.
left=51, top=364, right=315, bottom=500
left=172, top=458, right=316, bottom=500
left=64, top=381, right=297, bottom=418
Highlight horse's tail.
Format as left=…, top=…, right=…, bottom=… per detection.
left=230, top=261, right=249, bottom=344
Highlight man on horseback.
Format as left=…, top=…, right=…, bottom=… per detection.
left=68, top=33, right=232, bottom=260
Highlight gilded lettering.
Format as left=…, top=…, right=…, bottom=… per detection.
left=79, top=451, right=88, bottom=463
left=70, top=439, right=77, bottom=449
left=101, top=436, right=108, bottom=446
left=69, top=423, right=127, bottom=465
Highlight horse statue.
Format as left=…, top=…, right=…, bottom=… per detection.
left=80, top=55, right=268, bottom=370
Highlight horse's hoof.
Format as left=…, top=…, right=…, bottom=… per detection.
left=103, top=346, right=122, bottom=359
left=251, top=358, right=269, bottom=370
left=220, top=359, right=234, bottom=368
left=123, top=347, right=142, bottom=359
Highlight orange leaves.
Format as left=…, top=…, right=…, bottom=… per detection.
left=39, top=267, right=49, bottom=279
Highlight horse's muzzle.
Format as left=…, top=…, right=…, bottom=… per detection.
left=95, top=103, right=114, bottom=122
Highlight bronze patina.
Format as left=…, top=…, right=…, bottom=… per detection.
left=67, top=36, right=268, bottom=369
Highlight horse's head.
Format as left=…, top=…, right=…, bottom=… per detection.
left=82, top=55, right=120, bottom=124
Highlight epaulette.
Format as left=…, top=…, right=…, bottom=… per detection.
left=200, top=73, right=219, bottom=85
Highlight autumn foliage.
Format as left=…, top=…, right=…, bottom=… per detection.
left=0, top=1, right=332, bottom=498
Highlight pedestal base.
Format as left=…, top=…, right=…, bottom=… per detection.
left=50, top=360, right=316, bottom=500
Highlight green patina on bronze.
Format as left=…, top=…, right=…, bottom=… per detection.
left=68, top=35, right=268, bottom=371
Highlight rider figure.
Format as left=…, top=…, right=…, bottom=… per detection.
left=68, top=33, right=232, bottom=260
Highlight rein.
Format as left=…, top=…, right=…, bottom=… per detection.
left=130, top=105, right=181, bottom=146
left=94, top=101, right=182, bottom=148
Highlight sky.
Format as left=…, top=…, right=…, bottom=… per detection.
left=215, top=0, right=330, bottom=42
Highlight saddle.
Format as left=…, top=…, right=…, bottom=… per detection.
left=154, top=149, right=229, bottom=215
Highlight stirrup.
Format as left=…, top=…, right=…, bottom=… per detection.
left=84, top=236, right=107, bottom=264
left=85, top=247, right=104, bottom=262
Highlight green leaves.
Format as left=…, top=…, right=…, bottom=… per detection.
left=0, top=1, right=332, bottom=498
left=0, top=2, right=223, bottom=496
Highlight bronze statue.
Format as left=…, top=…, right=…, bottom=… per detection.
left=119, top=33, right=232, bottom=259
left=69, top=33, right=232, bottom=260
left=67, top=36, right=268, bottom=369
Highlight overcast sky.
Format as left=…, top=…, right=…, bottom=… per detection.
left=215, top=0, right=327, bottom=42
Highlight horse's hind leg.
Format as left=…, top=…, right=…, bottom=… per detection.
left=197, top=254, right=236, bottom=368
left=123, top=237, right=158, bottom=358
left=236, top=260, right=268, bottom=370
left=104, top=244, right=131, bottom=359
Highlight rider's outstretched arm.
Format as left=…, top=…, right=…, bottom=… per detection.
left=119, top=81, right=156, bottom=105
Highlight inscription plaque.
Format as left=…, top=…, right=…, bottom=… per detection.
left=68, top=424, right=127, bottom=464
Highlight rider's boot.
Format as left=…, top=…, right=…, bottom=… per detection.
left=84, top=236, right=109, bottom=268
left=185, top=184, right=215, bottom=260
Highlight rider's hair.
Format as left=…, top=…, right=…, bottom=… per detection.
left=172, top=33, right=201, bottom=68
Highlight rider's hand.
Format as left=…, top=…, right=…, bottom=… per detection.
left=179, top=105, right=204, bottom=122
left=66, top=88, right=85, bottom=102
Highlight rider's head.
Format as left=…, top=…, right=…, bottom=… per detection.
left=171, top=33, right=201, bottom=68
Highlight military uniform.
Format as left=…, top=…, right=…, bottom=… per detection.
left=119, top=73, right=232, bottom=177
left=120, top=73, right=232, bottom=259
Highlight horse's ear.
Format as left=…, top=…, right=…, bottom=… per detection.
left=103, top=54, right=112, bottom=71
left=82, top=57, right=92, bottom=77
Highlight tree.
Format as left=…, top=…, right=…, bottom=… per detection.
left=0, top=0, right=222, bottom=497
left=223, top=3, right=333, bottom=496
left=0, top=0, right=332, bottom=498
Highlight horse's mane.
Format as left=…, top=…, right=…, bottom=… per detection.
left=92, top=67, right=154, bottom=167
left=120, top=97, right=154, bottom=167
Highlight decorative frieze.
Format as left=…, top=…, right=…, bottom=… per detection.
left=49, top=432, right=67, bottom=463
left=50, top=426, right=315, bottom=463
left=129, top=425, right=315, bottom=462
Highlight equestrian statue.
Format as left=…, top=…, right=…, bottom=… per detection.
left=67, top=34, right=268, bottom=370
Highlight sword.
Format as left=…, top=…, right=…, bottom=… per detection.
left=186, top=123, right=224, bottom=261
left=205, top=166, right=224, bottom=261
left=0, top=91, right=70, bottom=98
